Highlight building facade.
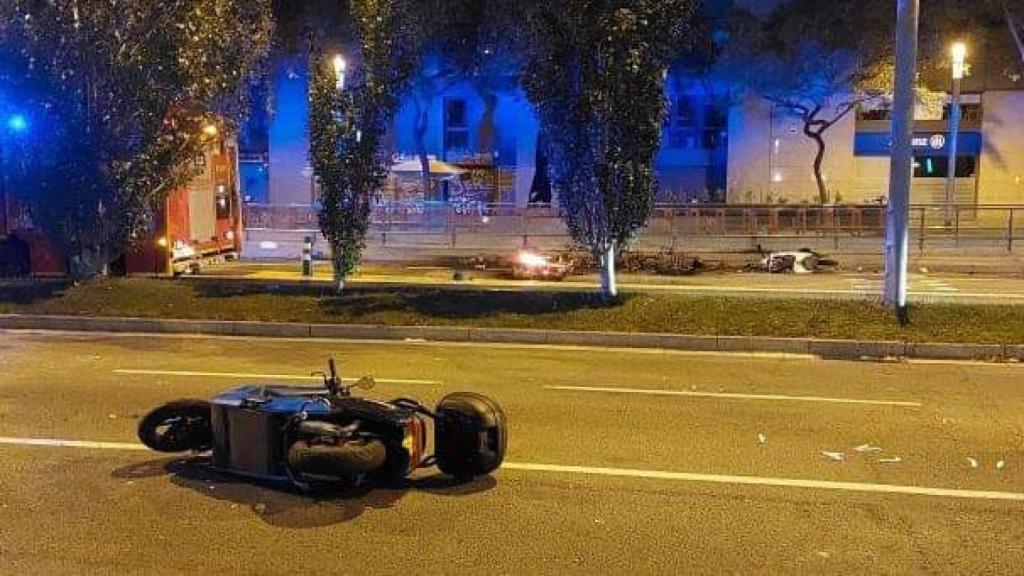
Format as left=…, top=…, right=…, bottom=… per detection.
left=243, top=6, right=1023, bottom=210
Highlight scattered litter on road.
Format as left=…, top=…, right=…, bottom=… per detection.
left=919, top=267, right=930, bottom=274
left=996, top=460, right=1006, bottom=470
left=253, top=503, right=267, bottom=514
left=967, top=457, right=979, bottom=469
left=404, top=338, right=427, bottom=343
left=107, top=414, right=117, bottom=420
left=125, top=480, right=135, bottom=486
left=821, top=451, right=845, bottom=462
left=878, top=457, right=902, bottom=464
left=853, top=444, right=882, bottom=453
left=757, top=433, right=767, bottom=445
left=817, top=551, right=831, bottom=559
left=230, top=504, right=239, bottom=510
left=594, top=519, right=604, bottom=524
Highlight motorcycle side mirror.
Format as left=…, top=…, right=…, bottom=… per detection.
left=352, top=376, right=376, bottom=391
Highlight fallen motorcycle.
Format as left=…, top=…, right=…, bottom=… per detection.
left=743, top=248, right=839, bottom=275
left=137, top=359, right=507, bottom=489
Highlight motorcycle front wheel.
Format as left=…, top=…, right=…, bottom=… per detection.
left=137, top=399, right=213, bottom=453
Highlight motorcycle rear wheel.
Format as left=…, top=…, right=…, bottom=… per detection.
left=137, top=399, right=213, bottom=453
left=287, top=438, right=387, bottom=478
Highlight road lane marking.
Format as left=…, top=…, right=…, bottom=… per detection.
left=544, top=385, right=921, bottom=407
left=113, top=369, right=438, bottom=385
left=1, top=436, right=1020, bottom=502
left=501, top=462, right=1024, bottom=502
left=0, top=437, right=148, bottom=451
left=905, top=358, right=1023, bottom=368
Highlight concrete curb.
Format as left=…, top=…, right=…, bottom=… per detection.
left=0, top=314, right=1019, bottom=364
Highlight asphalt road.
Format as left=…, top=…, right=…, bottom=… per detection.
left=1, top=331, right=1022, bottom=574
left=201, top=261, right=1024, bottom=305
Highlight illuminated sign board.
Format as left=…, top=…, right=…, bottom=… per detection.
left=854, top=132, right=981, bottom=157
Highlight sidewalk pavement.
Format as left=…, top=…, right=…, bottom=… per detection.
left=2, top=313, right=1020, bottom=364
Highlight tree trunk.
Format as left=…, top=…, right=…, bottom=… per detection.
left=1007, top=8, right=1024, bottom=69
left=529, top=129, right=552, bottom=204
left=808, top=130, right=828, bottom=204
left=331, top=242, right=346, bottom=294
left=414, top=101, right=432, bottom=201
left=478, top=94, right=497, bottom=155
left=333, top=264, right=346, bottom=294
left=599, top=241, right=618, bottom=298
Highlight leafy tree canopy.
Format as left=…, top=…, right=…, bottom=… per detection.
left=0, top=0, right=273, bottom=276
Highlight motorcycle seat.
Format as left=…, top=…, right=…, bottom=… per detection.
left=261, top=385, right=327, bottom=398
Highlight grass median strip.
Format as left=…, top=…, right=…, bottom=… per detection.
left=2, top=277, right=1023, bottom=345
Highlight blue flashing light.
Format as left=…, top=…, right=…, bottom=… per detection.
left=7, top=114, right=28, bottom=133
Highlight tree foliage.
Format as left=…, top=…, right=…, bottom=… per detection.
left=521, top=0, right=695, bottom=295
left=0, top=1, right=272, bottom=276
left=720, top=0, right=893, bottom=204
left=308, top=0, right=419, bottom=290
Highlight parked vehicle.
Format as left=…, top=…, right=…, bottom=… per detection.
left=138, top=359, right=507, bottom=489
left=744, top=248, right=839, bottom=274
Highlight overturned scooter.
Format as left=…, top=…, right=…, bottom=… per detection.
left=137, top=359, right=506, bottom=490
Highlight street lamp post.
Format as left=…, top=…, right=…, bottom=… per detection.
left=945, top=42, right=967, bottom=227
left=884, top=0, right=920, bottom=323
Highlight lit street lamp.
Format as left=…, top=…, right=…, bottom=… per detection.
left=945, top=41, right=968, bottom=226
left=7, top=114, right=27, bottom=134
left=332, top=55, right=347, bottom=91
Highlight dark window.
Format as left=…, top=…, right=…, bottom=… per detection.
left=704, top=105, right=727, bottom=129
left=665, top=96, right=728, bottom=150
left=215, top=186, right=232, bottom=219
left=913, top=156, right=976, bottom=178
left=675, top=97, right=696, bottom=126
left=858, top=107, right=892, bottom=121
left=444, top=99, right=470, bottom=154
left=942, top=103, right=982, bottom=123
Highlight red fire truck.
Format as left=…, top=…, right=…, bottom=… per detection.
left=0, top=136, right=243, bottom=276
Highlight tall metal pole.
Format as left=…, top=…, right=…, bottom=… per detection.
left=945, top=42, right=967, bottom=227
left=944, top=78, right=960, bottom=226
left=884, top=0, right=920, bottom=323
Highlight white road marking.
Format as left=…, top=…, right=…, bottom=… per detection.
left=113, top=369, right=438, bottom=385
left=545, top=385, right=921, bottom=407
left=905, top=358, right=1023, bottom=368
left=501, top=462, right=1024, bottom=502
left=1, top=436, right=1019, bottom=502
left=0, top=437, right=148, bottom=451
